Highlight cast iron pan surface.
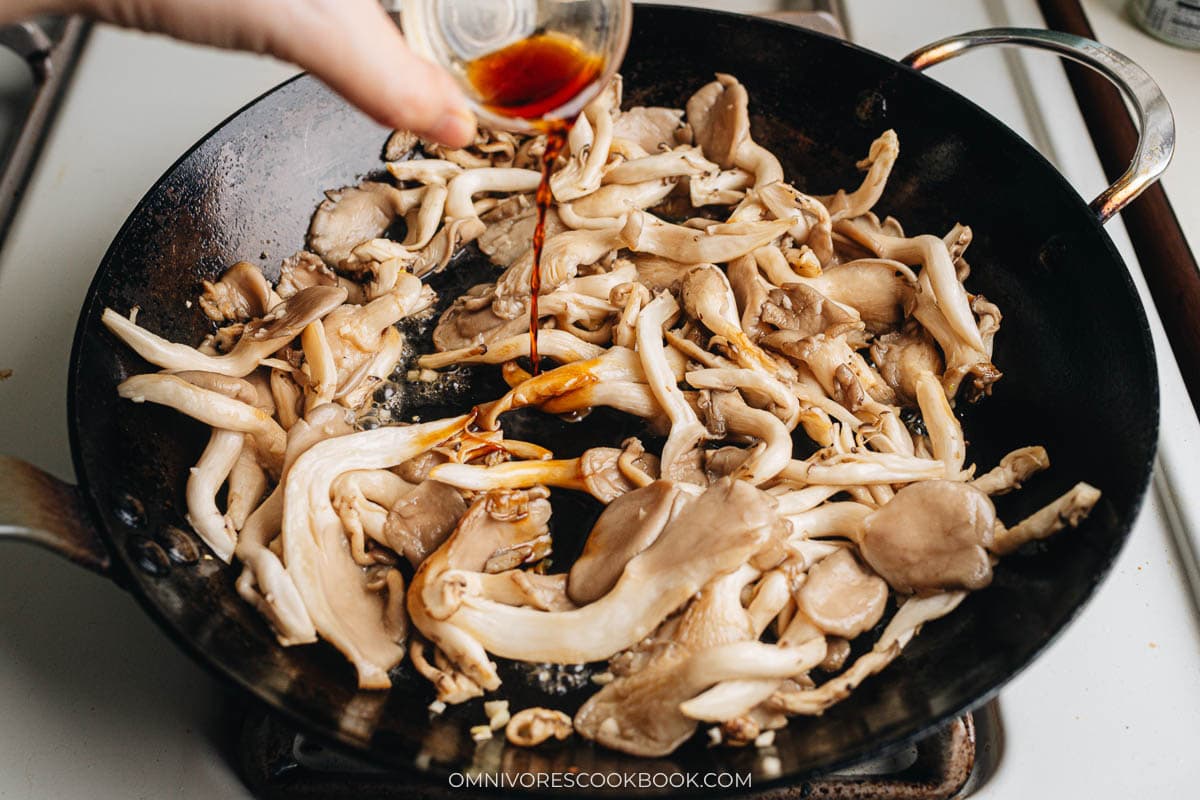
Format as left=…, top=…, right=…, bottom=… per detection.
left=68, top=5, right=1157, bottom=794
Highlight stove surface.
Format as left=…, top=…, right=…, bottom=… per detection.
left=0, top=2, right=1198, bottom=799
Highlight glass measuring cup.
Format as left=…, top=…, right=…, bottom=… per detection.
left=402, top=0, right=633, bottom=133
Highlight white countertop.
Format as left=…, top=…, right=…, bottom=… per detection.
left=1, top=2, right=1199, bottom=798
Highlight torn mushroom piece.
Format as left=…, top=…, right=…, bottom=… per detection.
left=199, top=261, right=279, bottom=324
left=408, top=487, right=554, bottom=692
left=506, top=708, right=573, bottom=747
left=796, top=549, right=888, bottom=639
left=418, top=478, right=784, bottom=671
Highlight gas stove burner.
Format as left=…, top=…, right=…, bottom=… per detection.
left=0, top=15, right=88, bottom=248
left=233, top=701, right=1001, bottom=799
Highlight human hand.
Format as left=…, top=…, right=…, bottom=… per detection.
left=12, top=0, right=476, bottom=147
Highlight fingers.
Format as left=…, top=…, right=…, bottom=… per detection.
left=76, top=0, right=477, bottom=147
left=266, top=0, right=476, bottom=147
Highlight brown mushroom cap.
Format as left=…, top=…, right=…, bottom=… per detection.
left=685, top=75, right=749, bottom=169
left=870, top=328, right=945, bottom=406
left=199, top=261, right=275, bottom=323
left=384, top=480, right=469, bottom=567
left=860, top=480, right=996, bottom=593
left=567, top=480, right=686, bottom=604
left=796, top=549, right=888, bottom=639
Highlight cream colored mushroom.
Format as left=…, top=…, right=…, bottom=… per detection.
left=282, top=414, right=471, bottom=689
left=308, top=181, right=423, bottom=267
left=638, top=292, right=708, bottom=480
left=102, top=285, right=347, bottom=378
left=426, top=479, right=782, bottom=672
left=199, top=261, right=280, bottom=323
left=991, top=482, right=1101, bottom=555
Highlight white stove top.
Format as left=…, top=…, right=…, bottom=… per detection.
left=1, top=1, right=1199, bottom=797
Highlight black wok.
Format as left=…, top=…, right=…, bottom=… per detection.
left=0, top=6, right=1170, bottom=794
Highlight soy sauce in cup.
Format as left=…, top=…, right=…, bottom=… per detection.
left=403, top=0, right=631, bottom=373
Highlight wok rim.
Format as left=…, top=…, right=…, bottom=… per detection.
left=65, top=7, right=1159, bottom=794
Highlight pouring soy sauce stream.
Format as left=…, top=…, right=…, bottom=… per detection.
left=402, top=0, right=632, bottom=375
left=465, top=33, right=603, bottom=373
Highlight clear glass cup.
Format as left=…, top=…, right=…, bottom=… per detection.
left=402, top=0, right=633, bottom=133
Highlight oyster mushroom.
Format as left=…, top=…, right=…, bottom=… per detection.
left=612, top=105, right=685, bottom=153
left=837, top=217, right=985, bottom=354
left=419, top=329, right=605, bottom=370
left=117, top=373, right=287, bottom=471
left=972, top=446, right=1050, bottom=495
left=184, top=429, right=242, bottom=562
left=408, top=487, right=554, bottom=693
left=567, top=480, right=688, bottom=604
left=870, top=327, right=945, bottom=406
left=576, top=637, right=825, bottom=757
left=820, top=129, right=900, bottom=221
left=621, top=211, right=791, bottom=265
left=506, top=707, right=574, bottom=747
left=551, top=78, right=620, bottom=202
left=681, top=265, right=780, bottom=375
left=559, top=180, right=676, bottom=230
left=424, top=479, right=783, bottom=675
left=769, top=592, right=965, bottom=717
left=308, top=181, right=423, bottom=267
left=603, top=146, right=710, bottom=185
left=638, top=292, right=708, bottom=480
left=102, top=285, right=347, bottom=378
left=991, top=482, right=1101, bottom=555
left=383, top=479, right=469, bottom=567
left=282, top=414, right=471, bottom=689
left=796, top=549, right=888, bottom=639
left=199, top=261, right=280, bottom=323
left=859, top=480, right=996, bottom=593
left=430, top=443, right=658, bottom=503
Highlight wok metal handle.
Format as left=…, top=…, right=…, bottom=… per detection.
left=0, top=456, right=111, bottom=575
left=902, top=27, right=1175, bottom=224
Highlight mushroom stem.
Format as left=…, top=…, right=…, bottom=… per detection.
left=302, top=321, right=338, bottom=413
left=419, top=330, right=605, bottom=370
left=915, top=371, right=965, bottom=478
left=282, top=414, right=471, bottom=689
left=442, top=479, right=779, bottom=666
left=638, top=292, right=708, bottom=479
left=101, top=286, right=346, bottom=377
left=118, top=374, right=287, bottom=471
left=431, top=459, right=588, bottom=494
left=991, top=482, right=1101, bottom=556
left=185, top=429, right=242, bottom=562
left=227, top=439, right=268, bottom=530
left=972, top=446, right=1050, bottom=495
left=781, top=453, right=946, bottom=486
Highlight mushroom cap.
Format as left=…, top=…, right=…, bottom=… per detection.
left=871, top=328, right=945, bottom=405
left=796, top=549, right=888, bottom=639
left=384, top=480, right=469, bottom=567
left=567, top=480, right=685, bottom=604
left=578, top=447, right=639, bottom=503
left=685, top=75, right=749, bottom=170
left=860, top=480, right=996, bottom=593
